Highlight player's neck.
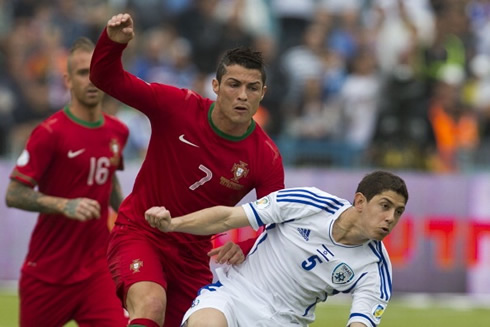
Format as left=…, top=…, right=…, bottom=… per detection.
left=211, top=105, right=251, bottom=137
left=69, top=104, right=103, bottom=123
left=332, top=208, right=368, bottom=245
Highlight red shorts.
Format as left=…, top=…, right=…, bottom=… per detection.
left=19, top=268, right=128, bottom=327
left=107, top=224, right=213, bottom=327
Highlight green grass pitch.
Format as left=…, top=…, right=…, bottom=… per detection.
left=1, top=291, right=489, bottom=326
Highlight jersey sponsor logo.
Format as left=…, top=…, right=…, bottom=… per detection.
left=297, top=227, right=311, bottom=241
left=67, top=148, right=85, bottom=158
left=220, top=161, right=249, bottom=191
left=372, top=304, right=385, bottom=321
left=130, top=259, right=143, bottom=273
left=179, top=134, right=199, bottom=148
left=109, top=138, right=122, bottom=166
left=16, top=149, right=30, bottom=166
left=332, top=263, right=354, bottom=284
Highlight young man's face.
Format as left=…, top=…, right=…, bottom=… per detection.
left=212, top=64, right=267, bottom=133
left=359, top=190, right=406, bottom=241
left=65, top=50, right=103, bottom=108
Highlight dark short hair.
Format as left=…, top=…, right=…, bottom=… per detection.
left=215, top=47, right=267, bottom=85
left=356, top=171, right=409, bottom=203
left=67, top=37, right=95, bottom=73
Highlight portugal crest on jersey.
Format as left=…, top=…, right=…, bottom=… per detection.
left=220, top=161, right=249, bottom=190
left=109, top=138, right=122, bottom=166
left=231, top=161, right=249, bottom=182
left=130, top=259, right=143, bottom=273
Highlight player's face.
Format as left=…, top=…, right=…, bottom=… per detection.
left=360, top=190, right=406, bottom=241
left=212, top=64, right=267, bottom=135
left=65, top=50, right=103, bottom=108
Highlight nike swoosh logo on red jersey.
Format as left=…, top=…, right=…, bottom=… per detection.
left=67, top=148, right=86, bottom=158
left=179, top=134, right=199, bottom=148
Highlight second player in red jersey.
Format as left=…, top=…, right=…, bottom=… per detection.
left=6, top=37, right=129, bottom=327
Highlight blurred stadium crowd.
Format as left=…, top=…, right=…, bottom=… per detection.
left=1, top=0, right=490, bottom=172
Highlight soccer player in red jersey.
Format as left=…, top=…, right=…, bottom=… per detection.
left=89, top=13, right=285, bottom=327
left=5, top=37, right=129, bottom=327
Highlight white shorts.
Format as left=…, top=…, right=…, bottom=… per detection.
left=181, top=268, right=305, bottom=327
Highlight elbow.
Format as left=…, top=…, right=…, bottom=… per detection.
left=89, top=61, right=102, bottom=89
left=89, top=72, right=100, bottom=89
left=5, top=180, right=22, bottom=208
left=5, top=193, right=15, bottom=208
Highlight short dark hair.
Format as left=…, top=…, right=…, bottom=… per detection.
left=67, top=37, right=95, bottom=73
left=215, top=47, right=267, bottom=85
left=356, top=171, right=409, bottom=203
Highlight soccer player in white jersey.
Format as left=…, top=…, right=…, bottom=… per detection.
left=145, top=171, right=408, bottom=327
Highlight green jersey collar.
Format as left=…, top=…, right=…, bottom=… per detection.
left=64, top=105, right=104, bottom=128
left=208, top=103, right=255, bottom=141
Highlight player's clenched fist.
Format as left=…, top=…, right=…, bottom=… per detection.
left=106, top=13, right=135, bottom=44
left=145, top=206, right=172, bottom=232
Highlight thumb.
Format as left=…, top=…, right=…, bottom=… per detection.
left=207, top=248, right=219, bottom=257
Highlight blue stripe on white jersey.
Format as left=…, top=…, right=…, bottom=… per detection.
left=368, top=241, right=392, bottom=300
left=276, top=188, right=344, bottom=214
left=247, top=203, right=265, bottom=227
left=340, top=272, right=368, bottom=294
left=349, top=313, right=377, bottom=327
left=303, top=292, right=328, bottom=317
left=198, top=280, right=223, bottom=295
left=248, top=231, right=268, bottom=255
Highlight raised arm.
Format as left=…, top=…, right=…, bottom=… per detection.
left=106, top=13, right=135, bottom=44
left=90, top=13, right=162, bottom=115
left=145, top=205, right=250, bottom=235
left=5, top=179, right=101, bottom=221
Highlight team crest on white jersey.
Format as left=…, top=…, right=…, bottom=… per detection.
left=372, top=304, right=385, bottom=321
left=332, top=263, right=354, bottom=284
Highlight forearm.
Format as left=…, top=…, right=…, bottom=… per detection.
left=170, top=206, right=248, bottom=235
left=109, top=174, right=123, bottom=212
left=90, top=28, right=127, bottom=95
left=90, top=28, right=158, bottom=115
left=6, top=180, right=67, bottom=215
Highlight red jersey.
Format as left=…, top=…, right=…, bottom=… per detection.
left=90, top=30, right=285, bottom=262
left=10, top=107, right=129, bottom=284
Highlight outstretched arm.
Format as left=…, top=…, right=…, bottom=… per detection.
left=5, top=179, right=101, bottom=221
left=145, top=205, right=250, bottom=235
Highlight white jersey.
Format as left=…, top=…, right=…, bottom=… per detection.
left=235, top=187, right=392, bottom=326
left=184, top=187, right=392, bottom=326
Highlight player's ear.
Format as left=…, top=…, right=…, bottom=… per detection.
left=353, top=192, right=366, bottom=211
left=261, top=85, right=267, bottom=100
left=212, top=78, right=219, bottom=95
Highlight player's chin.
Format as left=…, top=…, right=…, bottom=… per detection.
left=83, top=97, right=102, bottom=107
left=374, top=229, right=390, bottom=240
